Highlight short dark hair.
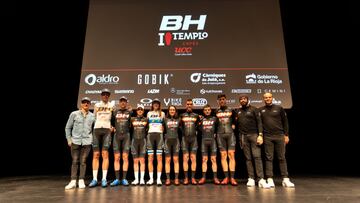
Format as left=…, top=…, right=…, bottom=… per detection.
left=186, top=98, right=193, bottom=102
left=217, top=94, right=226, bottom=99
left=203, top=104, right=211, bottom=109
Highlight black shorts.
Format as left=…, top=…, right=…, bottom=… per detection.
left=92, top=128, right=112, bottom=151
left=217, top=133, right=236, bottom=151
left=164, top=138, right=180, bottom=156
left=201, top=138, right=217, bottom=156
left=113, top=133, right=130, bottom=153
left=182, top=136, right=198, bottom=154
left=131, top=138, right=146, bottom=158
left=146, top=133, right=164, bottom=155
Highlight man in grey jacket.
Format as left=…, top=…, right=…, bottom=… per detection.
left=65, top=97, right=95, bottom=190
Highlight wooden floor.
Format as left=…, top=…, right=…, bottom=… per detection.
left=1, top=176, right=359, bottom=203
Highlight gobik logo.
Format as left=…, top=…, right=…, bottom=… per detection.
left=85, top=74, right=119, bottom=86
left=158, top=15, right=208, bottom=56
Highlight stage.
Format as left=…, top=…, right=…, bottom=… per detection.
left=1, top=176, right=359, bottom=203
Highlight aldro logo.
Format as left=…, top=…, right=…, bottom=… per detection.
left=158, top=15, right=208, bottom=56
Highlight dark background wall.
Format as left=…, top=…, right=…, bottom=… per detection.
left=2, top=0, right=356, bottom=177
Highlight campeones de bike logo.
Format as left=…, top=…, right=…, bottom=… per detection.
left=158, top=15, right=208, bottom=56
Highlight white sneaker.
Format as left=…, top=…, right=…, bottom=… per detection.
left=282, top=178, right=295, bottom=188
left=132, top=179, right=139, bottom=185
left=78, top=179, right=86, bottom=189
left=146, top=179, right=154, bottom=185
left=140, top=179, right=145, bottom=185
left=156, top=179, right=162, bottom=186
left=246, top=178, right=255, bottom=187
left=65, top=180, right=76, bottom=190
left=267, top=178, right=275, bottom=188
left=258, top=178, right=270, bottom=189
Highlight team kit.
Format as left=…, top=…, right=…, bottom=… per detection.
left=64, top=88, right=295, bottom=190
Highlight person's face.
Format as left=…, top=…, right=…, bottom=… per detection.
left=218, top=97, right=226, bottom=107
left=152, top=102, right=160, bottom=110
left=263, top=93, right=273, bottom=105
left=81, top=101, right=90, bottom=111
left=137, top=108, right=144, bottom=116
left=203, top=107, right=211, bottom=116
left=119, top=100, right=127, bottom=109
left=101, top=93, right=110, bottom=102
left=169, top=106, right=176, bottom=117
left=186, top=101, right=193, bottom=112
left=239, top=97, right=248, bottom=106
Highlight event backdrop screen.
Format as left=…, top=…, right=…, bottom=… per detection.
left=79, top=0, right=292, bottom=109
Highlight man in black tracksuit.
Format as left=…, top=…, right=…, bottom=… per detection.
left=235, top=95, right=269, bottom=188
left=259, top=93, right=294, bottom=188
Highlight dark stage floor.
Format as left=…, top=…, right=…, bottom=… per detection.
left=0, top=176, right=359, bottom=203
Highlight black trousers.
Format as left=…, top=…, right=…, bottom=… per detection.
left=71, top=144, right=91, bottom=180
left=241, top=133, right=264, bottom=179
left=264, top=135, right=289, bottom=178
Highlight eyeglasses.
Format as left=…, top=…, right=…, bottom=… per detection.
left=81, top=101, right=90, bottom=104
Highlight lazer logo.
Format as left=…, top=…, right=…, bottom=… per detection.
left=147, top=89, right=160, bottom=94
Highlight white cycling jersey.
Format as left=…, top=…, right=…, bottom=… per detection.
left=94, top=101, right=116, bottom=129
left=147, top=110, right=165, bottom=133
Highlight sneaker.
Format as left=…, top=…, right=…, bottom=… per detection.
left=121, top=179, right=129, bottom=186
left=282, top=178, right=295, bottom=188
left=157, top=179, right=162, bottom=186
left=140, top=179, right=145, bottom=185
left=146, top=179, right=154, bottom=185
left=132, top=179, right=139, bottom=185
left=110, top=179, right=120, bottom=187
left=78, top=179, right=86, bottom=189
left=65, top=180, right=76, bottom=190
left=267, top=178, right=275, bottom=188
left=89, top=179, right=98, bottom=188
left=101, top=179, right=108, bottom=188
left=258, top=178, right=270, bottom=189
left=246, top=178, right=255, bottom=187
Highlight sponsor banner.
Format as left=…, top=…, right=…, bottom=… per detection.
left=79, top=70, right=292, bottom=109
